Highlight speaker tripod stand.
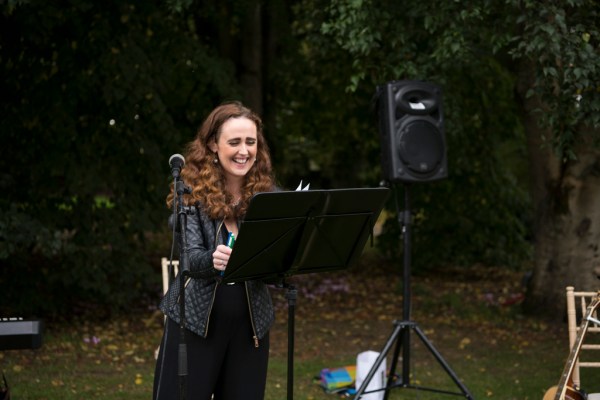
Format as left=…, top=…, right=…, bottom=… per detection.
left=354, top=184, right=474, bottom=399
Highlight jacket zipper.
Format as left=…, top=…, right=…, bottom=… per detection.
left=205, top=219, right=226, bottom=337
left=204, top=282, right=219, bottom=337
left=245, top=282, right=260, bottom=348
left=215, top=219, right=225, bottom=245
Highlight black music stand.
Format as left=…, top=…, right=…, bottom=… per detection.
left=222, top=187, right=390, bottom=400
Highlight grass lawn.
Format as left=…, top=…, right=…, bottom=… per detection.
left=2, top=254, right=599, bottom=399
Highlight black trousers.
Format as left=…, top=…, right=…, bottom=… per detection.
left=153, top=283, right=270, bottom=400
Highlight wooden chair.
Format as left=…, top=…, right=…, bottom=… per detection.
left=155, top=258, right=179, bottom=360
left=566, top=286, right=600, bottom=389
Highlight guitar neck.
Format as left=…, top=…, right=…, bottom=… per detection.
left=554, top=320, right=590, bottom=399
left=554, top=293, right=600, bottom=400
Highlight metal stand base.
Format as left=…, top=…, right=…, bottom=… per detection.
left=353, top=319, right=474, bottom=399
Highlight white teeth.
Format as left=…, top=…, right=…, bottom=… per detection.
left=233, top=158, right=248, bottom=164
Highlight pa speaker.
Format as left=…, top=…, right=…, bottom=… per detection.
left=377, top=80, right=447, bottom=183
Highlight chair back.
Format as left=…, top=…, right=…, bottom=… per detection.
left=161, top=257, right=179, bottom=295
left=566, top=286, right=600, bottom=388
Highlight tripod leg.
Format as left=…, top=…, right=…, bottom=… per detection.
left=354, top=322, right=403, bottom=400
left=413, top=325, right=474, bottom=399
left=383, top=327, right=406, bottom=400
left=382, top=322, right=408, bottom=400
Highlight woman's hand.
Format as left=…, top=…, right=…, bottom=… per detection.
left=212, top=245, right=232, bottom=271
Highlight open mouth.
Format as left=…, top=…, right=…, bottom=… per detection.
left=233, top=157, right=249, bottom=165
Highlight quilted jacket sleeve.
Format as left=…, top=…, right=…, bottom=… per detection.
left=185, top=206, right=220, bottom=279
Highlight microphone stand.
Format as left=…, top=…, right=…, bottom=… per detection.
left=174, top=177, right=191, bottom=400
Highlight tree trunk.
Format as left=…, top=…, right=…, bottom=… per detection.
left=239, top=1, right=263, bottom=115
left=518, top=66, right=600, bottom=319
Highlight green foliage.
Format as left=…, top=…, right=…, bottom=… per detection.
left=289, top=0, right=532, bottom=269
left=271, top=9, right=382, bottom=189
left=509, top=0, right=600, bottom=159
left=315, top=0, right=600, bottom=157
left=4, top=0, right=596, bottom=317
left=0, top=0, right=240, bottom=317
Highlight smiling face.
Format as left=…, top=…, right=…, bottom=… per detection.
left=209, top=116, right=258, bottom=186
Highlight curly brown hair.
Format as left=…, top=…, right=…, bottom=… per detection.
left=167, top=101, right=275, bottom=219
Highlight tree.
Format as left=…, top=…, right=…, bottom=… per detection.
left=5, top=0, right=594, bottom=321
left=165, top=0, right=534, bottom=273
left=511, top=1, right=600, bottom=315
left=0, top=0, right=299, bottom=317
left=310, top=0, right=600, bottom=317
left=0, top=0, right=240, bottom=316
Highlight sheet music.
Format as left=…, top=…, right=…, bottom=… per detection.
left=295, top=180, right=310, bottom=191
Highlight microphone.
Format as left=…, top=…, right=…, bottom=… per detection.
left=169, top=154, right=185, bottom=178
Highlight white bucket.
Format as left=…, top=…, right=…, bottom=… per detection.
left=355, top=350, right=386, bottom=400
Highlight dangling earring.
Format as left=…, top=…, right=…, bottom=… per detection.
left=213, top=154, right=219, bottom=164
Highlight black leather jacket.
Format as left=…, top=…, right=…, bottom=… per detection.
left=159, top=204, right=275, bottom=346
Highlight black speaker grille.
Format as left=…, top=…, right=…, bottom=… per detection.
left=397, top=120, right=444, bottom=175
left=377, top=80, right=447, bottom=183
